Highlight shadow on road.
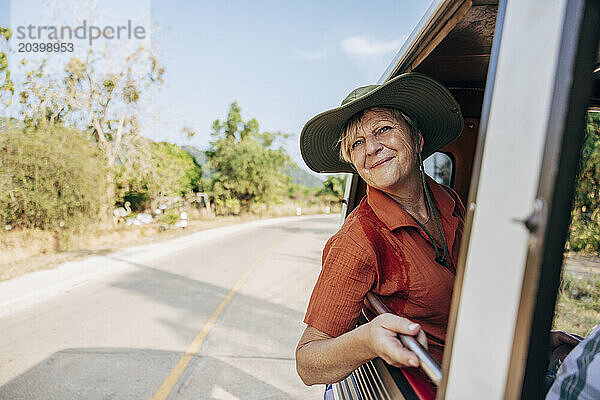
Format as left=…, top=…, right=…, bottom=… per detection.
left=1, top=218, right=334, bottom=399
left=0, top=348, right=294, bottom=400
left=104, top=255, right=309, bottom=359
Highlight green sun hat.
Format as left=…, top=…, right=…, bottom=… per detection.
left=299, top=72, right=464, bottom=173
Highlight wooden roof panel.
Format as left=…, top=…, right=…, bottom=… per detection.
left=415, top=4, right=497, bottom=87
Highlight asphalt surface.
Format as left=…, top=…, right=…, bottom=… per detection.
left=0, top=215, right=339, bottom=400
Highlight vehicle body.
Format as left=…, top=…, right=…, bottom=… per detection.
left=334, top=0, right=600, bottom=398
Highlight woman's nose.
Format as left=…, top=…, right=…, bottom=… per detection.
left=365, top=136, right=383, bottom=156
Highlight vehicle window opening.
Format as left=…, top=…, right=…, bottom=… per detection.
left=553, top=111, right=600, bottom=339
left=423, top=152, right=454, bottom=187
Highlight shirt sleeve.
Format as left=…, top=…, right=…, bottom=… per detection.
left=545, top=326, right=600, bottom=400
left=304, top=231, right=376, bottom=337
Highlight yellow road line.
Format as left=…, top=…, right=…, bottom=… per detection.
left=151, top=238, right=282, bottom=400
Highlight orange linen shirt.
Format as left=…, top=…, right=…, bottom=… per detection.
left=304, top=176, right=465, bottom=363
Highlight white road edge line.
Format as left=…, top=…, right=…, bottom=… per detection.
left=0, top=214, right=335, bottom=318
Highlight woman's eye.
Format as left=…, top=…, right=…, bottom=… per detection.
left=351, top=139, right=363, bottom=149
left=377, top=126, right=392, bottom=134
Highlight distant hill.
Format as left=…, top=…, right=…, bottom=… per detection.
left=182, top=145, right=213, bottom=179
left=285, top=164, right=324, bottom=188
left=182, top=145, right=207, bottom=165
left=182, top=145, right=324, bottom=188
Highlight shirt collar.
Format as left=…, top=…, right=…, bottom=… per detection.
left=366, top=175, right=457, bottom=231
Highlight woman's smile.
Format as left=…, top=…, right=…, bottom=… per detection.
left=369, top=156, right=395, bottom=169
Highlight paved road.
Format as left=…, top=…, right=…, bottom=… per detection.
left=564, top=255, right=600, bottom=279
left=0, top=215, right=339, bottom=400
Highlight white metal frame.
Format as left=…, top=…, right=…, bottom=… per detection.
left=444, top=1, right=570, bottom=398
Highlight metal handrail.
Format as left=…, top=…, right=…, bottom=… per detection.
left=365, top=292, right=443, bottom=386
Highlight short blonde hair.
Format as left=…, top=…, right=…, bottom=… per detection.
left=338, top=107, right=416, bottom=163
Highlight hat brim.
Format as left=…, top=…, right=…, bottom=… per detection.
left=300, top=73, right=464, bottom=173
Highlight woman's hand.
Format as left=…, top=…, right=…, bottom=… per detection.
left=295, top=316, right=428, bottom=385
left=365, top=313, right=428, bottom=368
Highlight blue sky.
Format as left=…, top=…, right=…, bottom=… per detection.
left=1, top=0, right=434, bottom=172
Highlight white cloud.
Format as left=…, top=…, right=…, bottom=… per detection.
left=339, top=35, right=408, bottom=80
left=292, top=48, right=327, bottom=61
left=340, top=36, right=405, bottom=57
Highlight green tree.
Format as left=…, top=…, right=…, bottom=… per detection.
left=207, top=102, right=290, bottom=214
left=17, top=44, right=164, bottom=215
left=318, top=175, right=347, bottom=202
left=114, top=140, right=202, bottom=210
left=0, top=26, right=13, bottom=97
left=150, top=142, right=202, bottom=196
left=569, top=112, right=600, bottom=252
left=0, top=125, right=109, bottom=229
left=20, top=47, right=163, bottom=165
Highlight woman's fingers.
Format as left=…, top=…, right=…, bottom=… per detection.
left=377, top=313, right=422, bottom=335
left=368, top=313, right=425, bottom=368
left=378, top=334, right=421, bottom=367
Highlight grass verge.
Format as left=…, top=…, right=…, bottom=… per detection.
left=0, top=204, right=338, bottom=281
left=553, top=270, right=600, bottom=337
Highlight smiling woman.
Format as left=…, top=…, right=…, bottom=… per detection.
left=295, top=72, right=466, bottom=387
left=295, top=0, right=600, bottom=397
left=340, top=108, right=422, bottom=201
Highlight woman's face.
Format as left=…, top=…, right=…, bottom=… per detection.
left=348, top=108, right=422, bottom=194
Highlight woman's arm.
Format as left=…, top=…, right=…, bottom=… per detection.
left=295, top=313, right=428, bottom=386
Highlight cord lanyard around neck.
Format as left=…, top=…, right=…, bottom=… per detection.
left=420, top=168, right=451, bottom=269
left=390, top=190, right=450, bottom=269
left=392, top=123, right=451, bottom=269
